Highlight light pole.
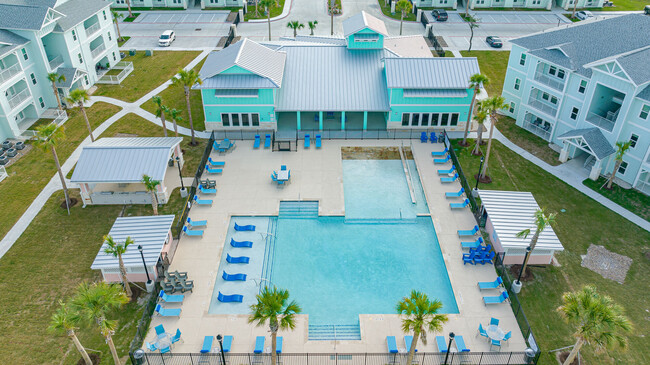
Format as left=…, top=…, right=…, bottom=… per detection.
left=443, top=332, right=455, bottom=365
left=475, top=157, right=484, bottom=190
left=512, top=245, right=531, bottom=294
left=176, top=156, right=187, bottom=198
left=138, top=245, right=153, bottom=292
left=217, top=334, right=227, bottom=365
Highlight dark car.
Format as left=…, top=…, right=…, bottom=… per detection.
left=486, top=36, right=503, bottom=48
left=432, top=9, right=448, bottom=21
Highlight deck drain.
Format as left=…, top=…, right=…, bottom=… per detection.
left=195, top=28, right=202, bottom=31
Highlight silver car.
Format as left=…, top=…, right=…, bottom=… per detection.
left=575, top=11, right=594, bottom=21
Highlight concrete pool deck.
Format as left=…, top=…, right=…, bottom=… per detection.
left=148, top=139, right=528, bottom=354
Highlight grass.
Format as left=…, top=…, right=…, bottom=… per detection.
left=496, top=115, right=561, bottom=166
left=460, top=51, right=510, bottom=97
left=141, top=86, right=205, bottom=131
left=583, top=177, right=650, bottom=221
left=563, top=13, right=582, bottom=22
left=244, top=0, right=285, bottom=21
left=93, top=51, right=201, bottom=102
left=451, top=139, right=650, bottom=365
left=591, top=0, right=647, bottom=11
left=204, top=7, right=243, bottom=11
left=0, top=103, right=121, bottom=242
left=117, top=36, right=130, bottom=47
left=123, top=13, right=140, bottom=22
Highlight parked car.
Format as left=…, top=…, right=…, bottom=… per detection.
left=575, top=11, right=594, bottom=20
left=431, top=9, right=448, bottom=21
left=486, top=36, right=503, bottom=48
left=159, top=30, right=176, bottom=47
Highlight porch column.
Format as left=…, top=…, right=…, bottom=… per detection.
left=296, top=111, right=301, bottom=131
left=559, top=141, right=570, bottom=163
left=589, top=159, right=602, bottom=181
left=341, top=111, right=346, bottom=131
left=363, top=111, right=368, bottom=130
left=319, top=111, right=323, bottom=130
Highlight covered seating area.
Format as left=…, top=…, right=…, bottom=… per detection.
left=557, top=128, right=616, bottom=180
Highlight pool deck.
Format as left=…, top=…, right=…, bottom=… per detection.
left=148, top=140, right=528, bottom=354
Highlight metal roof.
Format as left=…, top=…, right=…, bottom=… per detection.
left=294, top=35, right=347, bottom=46
left=403, top=89, right=468, bottom=98
left=557, top=128, right=615, bottom=160
left=90, top=215, right=175, bottom=270
left=194, top=74, right=277, bottom=89
left=53, top=0, right=110, bottom=32
left=477, top=190, right=564, bottom=251
left=0, top=29, right=29, bottom=58
left=343, top=11, right=388, bottom=37
left=214, top=89, right=258, bottom=97
left=275, top=45, right=390, bottom=112
left=384, top=58, right=480, bottom=89
left=71, top=137, right=183, bottom=183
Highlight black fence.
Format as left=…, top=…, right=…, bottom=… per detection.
left=442, top=133, right=481, bottom=222
left=425, top=26, right=445, bottom=57
left=209, top=129, right=451, bottom=141
left=128, top=282, right=160, bottom=363
left=140, top=351, right=538, bottom=365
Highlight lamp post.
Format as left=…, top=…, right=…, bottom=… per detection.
left=216, top=334, right=227, bottom=365
left=176, top=156, right=187, bottom=197
left=473, top=157, right=484, bottom=197
left=443, top=332, right=455, bottom=365
left=138, top=245, right=153, bottom=292
left=512, top=245, right=531, bottom=294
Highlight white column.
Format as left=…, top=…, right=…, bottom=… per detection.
left=589, top=159, right=602, bottom=180
left=559, top=141, right=570, bottom=162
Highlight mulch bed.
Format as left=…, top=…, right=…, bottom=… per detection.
left=558, top=351, right=581, bottom=365
left=474, top=174, right=492, bottom=184
left=581, top=244, right=632, bottom=284
left=508, top=264, right=534, bottom=282
left=60, top=197, right=79, bottom=210
left=76, top=352, right=101, bottom=365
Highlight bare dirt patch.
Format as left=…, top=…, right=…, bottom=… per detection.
left=581, top=244, right=632, bottom=284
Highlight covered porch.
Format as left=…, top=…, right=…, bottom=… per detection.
left=276, top=111, right=388, bottom=132
left=558, top=128, right=615, bottom=180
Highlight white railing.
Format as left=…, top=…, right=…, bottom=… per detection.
left=41, top=108, right=69, bottom=126
left=586, top=112, right=616, bottom=132
left=85, top=22, right=101, bottom=38
left=96, top=61, right=134, bottom=85
left=533, top=72, right=565, bottom=91
left=91, top=43, right=106, bottom=59
left=48, top=55, right=63, bottom=70
left=0, top=166, right=7, bottom=183
left=7, top=88, right=31, bottom=109
left=522, top=120, right=552, bottom=141
left=527, top=98, right=558, bottom=117
left=0, top=63, right=22, bottom=85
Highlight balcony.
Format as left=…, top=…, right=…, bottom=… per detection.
left=91, top=43, right=106, bottom=59
left=7, top=88, right=32, bottom=109
left=48, top=55, right=63, bottom=70
left=85, top=22, right=101, bottom=38
left=0, top=63, right=22, bottom=85
left=522, top=113, right=552, bottom=141
left=527, top=98, right=558, bottom=117
left=586, top=111, right=617, bottom=132
left=533, top=72, right=565, bottom=92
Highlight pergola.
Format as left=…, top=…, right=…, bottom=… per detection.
left=557, top=128, right=615, bottom=180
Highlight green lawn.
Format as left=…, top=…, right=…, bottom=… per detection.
left=0, top=103, right=122, bottom=242
left=591, top=0, right=647, bottom=11
left=460, top=50, right=510, bottom=97
left=117, top=36, right=130, bottom=47
left=123, top=13, right=140, bottom=22
left=496, top=115, right=561, bottom=166
left=245, top=0, right=285, bottom=20
left=452, top=140, right=650, bottom=365
left=583, top=177, right=650, bottom=222
left=93, top=51, right=201, bottom=102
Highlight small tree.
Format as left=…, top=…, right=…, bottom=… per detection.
left=397, top=290, right=448, bottom=365
left=571, top=0, right=579, bottom=19
left=396, top=0, right=413, bottom=36
left=466, top=15, right=480, bottom=52
left=462, top=73, right=489, bottom=146
left=47, top=73, right=66, bottom=111
left=49, top=301, right=93, bottom=365
left=605, top=141, right=631, bottom=189
left=287, top=21, right=305, bottom=38
left=479, top=96, right=508, bottom=180
left=249, top=286, right=301, bottom=365
left=125, top=0, right=133, bottom=18
left=472, top=108, right=488, bottom=156
left=142, top=175, right=160, bottom=215
left=168, top=108, right=182, bottom=137
left=557, top=285, right=632, bottom=365
left=515, top=208, right=556, bottom=276
left=260, top=0, right=275, bottom=41
left=308, top=20, right=318, bottom=35
left=66, top=89, right=94, bottom=142
left=151, top=96, right=168, bottom=137
left=35, top=123, right=70, bottom=214
left=103, top=235, right=135, bottom=298
left=170, top=69, right=202, bottom=145
left=111, top=10, right=124, bottom=42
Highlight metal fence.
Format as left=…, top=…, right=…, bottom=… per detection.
left=425, top=26, right=445, bottom=57
left=442, top=133, right=481, bottom=221
left=128, top=282, right=160, bottom=362
left=209, top=129, right=450, bottom=141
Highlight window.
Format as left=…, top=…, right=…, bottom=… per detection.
left=629, top=134, right=639, bottom=148
left=21, top=48, right=28, bottom=60
left=241, top=114, right=250, bottom=126
left=509, top=102, right=516, bottom=113
left=578, top=80, right=587, bottom=94
left=251, top=114, right=260, bottom=126
left=78, top=53, right=83, bottom=64
left=421, top=113, right=430, bottom=126
left=30, top=73, right=37, bottom=85
left=618, top=161, right=628, bottom=175
left=84, top=75, right=89, bottom=85
left=112, top=52, right=116, bottom=61
left=570, top=107, right=579, bottom=120
left=440, top=113, right=449, bottom=126
left=519, top=53, right=526, bottom=66
left=557, top=69, right=565, bottom=79
left=103, top=10, right=107, bottom=20
left=431, top=113, right=440, bottom=126
left=549, top=66, right=557, bottom=76
left=220, top=113, right=260, bottom=127
left=401, top=113, right=410, bottom=126
left=72, top=30, right=77, bottom=41
left=514, top=78, right=521, bottom=91
left=108, top=32, right=112, bottom=41
left=412, top=114, right=420, bottom=126
left=39, top=97, right=45, bottom=108
left=221, top=113, right=230, bottom=126
left=542, top=92, right=550, bottom=101
left=550, top=96, right=558, bottom=105
left=450, top=113, right=459, bottom=126
left=640, top=105, right=650, bottom=120
left=231, top=113, right=240, bottom=126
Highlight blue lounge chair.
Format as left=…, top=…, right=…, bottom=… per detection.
left=187, top=217, right=207, bottom=228
left=445, top=188, right=464, bottom=198
left=478, top=277, right=503, bottom=290
left=235, top=223, right=255, bottom=231
left=461, top=237, right=484, bottom=250
left=476, top=251, right=496, bottom=265
left=171, top=329, right=182, bottom=345
left=478, top=323, right=489, bottom=339
left=223, top=335, right=233, bottom=352
left=438, top=166, right=456, bottom=175
left=304, top=134, right=310, bottom=148
left=276, top=336, right=283, bottom=353
left=490, top=318, right=499, bottom=326
left=198, top=184, right=217, bottom=194
left=458, top=225, right=479, bottom=237
left=455, top=335, right=470, bottom=352
left=254, top=336, right=265, bottom=353
left=145, top=341, right=157, bottom=351
left=434, top=155, right=451, bottom=164
left=264, top=134, right=271, bottom=148
left=253, top=135, right=261, bottom=149
left=155, top=304, right=181, bottom=317
left=201, top=336, right=213, bottom=353
left=491, top=339, right=501, bottom=351
left=463, top=250, right=479, bottom=265
left=440, top=173, right=458, bottom=183
left=158, top=290, right=184, bottom=303
left=226, top=254, right=250, bottom=264
left=230, top=238, right=253, bottom=248
left=205, top=165, right=223, bottom=174
left=420, top=132, right=428, bottom=143
left=193, top=195, right=213, bottom=206
left=386, top=336, right=398, bottom=353
left=155, top=324, right=165, bottom=336
left=208, top=158, right=225, bottom=167
left=431, top=148, right=448, bottom=157
left=436, top=336, right=448, bottom=353
left=183, top=226, right=204, bottom=237
left=315, top=134, right=322, bottom=148
left=450, top=198, right=470, bottom=209
left=160, top=345, right=171, bottom=354
left=404, top=335, right=417, bottom=352
left=218, top=292, right=243, bottom=303
left=483, top=291, right=509, bottom=305
left=222, top=271, right=247, bottom=281
left=430, top=132, right=437, bottom=143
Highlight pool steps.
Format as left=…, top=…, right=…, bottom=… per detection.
left=278, top=201, right=319, bottom=219
left=308, top=324, right=362, bottom=341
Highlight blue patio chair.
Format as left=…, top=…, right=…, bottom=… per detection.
left=404, top=335, right=417, bottom=352
left=440, top=173, right=458, bottom=183
left=420, top=132, right=428, bottom=143
left=155, top=304, right=181, bottom=317
left=271, top=173, right=278, bottom=182
left=458, top=225, right=479, bottom=237
left=198, top=184, right=217, bottom=194
left=431, top=148, right=448, bottom=157
left=208, top=158, right=225, bottom=167
left=434, top=154, right=452, bottom=164
left=222, top=271, right=247, bottom=281
left=264, top=134, right=272, bottom=148
left=187, top=217, right=207, bottom=228
left=477, top=323, right=489, bottom=340
left=386, top=336, right=398, bottom=353
left=226, top=253, right=250, bottom=264
left=254, top=336, right=265, bottom=353
left=145, top=341, right=158, bottom=351
left=304, top=134, right=310, bottom=148
left=158, top=290, right=184, bottom=303
left=461, top=237, right=484, bottom=250
left=503, top=331, right=512, bottom=345
left=430, top=132, right=437, bottom=143
left=491, top=339, right=501, bottom=351
left=315, top=134, right=322, bottom=148
left=438, top=165, right=456, bottom=175
left=450, top=198, right=470, bottom=209
left=253, top=135, right=261, bottom=149
left=182, top=226, right=204, bottom=237
left=230, top=238, right=253, bottom=248
left=463, top=250, right=479, bottom=265
left=476, top=251, right=496, bottom=265
left=455, top=335, right=470, bottom=352
left=201, top=336, right=214, bottom=353
left=223, top=335, right=233, bottom=352
left=281, top=165, right=287, bottom=171
left=445, top=187, right=464, bottom=198
left=155, top=324, right=165, bottom=337
left=478, top=277, right=503, bottom=290
left=490, top=318, right=500, bottom=326
left=218, top=292, right=243, bottom=303
left=435, top=336, right=448, bottom=353
left=235, top=223, right=255, bottom=231
left=205, top=165, right=223, bottom=174
left=276, top=337, right=283, bottom=353
left=171, top=329, right=182, bottom=345
left=483, top=291, right=509, bottom=305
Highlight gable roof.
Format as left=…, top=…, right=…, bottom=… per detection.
left=199, top=39, right=286, bottom=88
left=615, top=48, right=650, bottom=85
left=0, top=3, right=51, bottom=30
left=0, top=29, right=29, bottom=58
left=55, top=67, right=85, bottom=88
left=384, top=58, right=480, bottom=89
left=0, top=0, right=108, bottom=32
left=53, top=0, right=109, bottom=32
left=343, top=11, right=388, bottom=37
left=557, top=128, right=615, bottom=160
left=636, top=84, right=650, bottom=102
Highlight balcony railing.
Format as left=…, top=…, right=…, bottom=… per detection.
left=0, top=63, right=22, bottom=85
left=96, top=61, right=134, bottom=85
left=586, top=111, right=616, bottom=132
left=522, top=119, right=552, bottom=141
left=533, top=72, right=565, bottom=91
left=85, top=22, right=101, bottom=38
left=48, top=55, right=63, bottom=70
left=7, top=88, right=31, bottom=109
left=91, top=43, right=106, bottom=59
left=527, top=98, right=558, bottom=117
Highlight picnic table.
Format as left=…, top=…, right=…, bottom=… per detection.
left=217, top=140, right=232, bottom=152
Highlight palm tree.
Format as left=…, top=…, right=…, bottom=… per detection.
left=396, top=0, right=413, bottom=36
left=465, top=0, right=471, bottom=17
left=72, top=282, right=129, bottom=365
left=515, top=208, right=557, bottom=276
left=472, top=108, right=488, bottom=156
left=34, top=123, right=70, bottom=214
left=66, top=88, right=94, bottom=142
left=466, top=15, right=480, bottom=52
left=557, top=285, right=632, bottom=365
left=462, top=74, right=489, bottom=146
left=103, top=235, right=135, bottom=298
left=308, top=20, right=318, bottom=35
left=396, top=290, right=449, bottom=365
left=49, top=301, right=93, bottom=365
left=605, top=141, right=631, bottom=189
left=151, top=96, right=168, bottom=137
left=171, top=69, right=202, bottom=145
left=47, top=73, right=66, bottom=111
left=479, top=96, right=508, bottom=181
left=111, top=10, right=124, bottom=42
left=260, top=0, right=275, bottom=41
left=249, top=286, right=301, bottom=365
left=168, top=108, right=182, bottom=137
left=287, top=21, right=304, bottom=38
left=141, top=175, right=160, bottom=215
left=125, top=0, right=133, bottom=18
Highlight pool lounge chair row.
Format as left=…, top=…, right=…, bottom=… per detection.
left=463, top=245, right=495, bottom=265
left=158, top=290, right=184, bottom=303
left=254, top=134, right=273, bottom=149
left=386, top=336, right=418, bottom=353
left=201, top=335, right=233, bottom=353
left=303, top=134, right=322, bottom=149
left=255, top=336, right=282, bottom=354
left=434, top=154, right=451, bottom=164
left=421, top=132, right=441, bottom=143
left=450, top=198, right=470, bottom=209
left=440, top=173, right=458, bottom=183
left=387, top=335, right=469, bottom=353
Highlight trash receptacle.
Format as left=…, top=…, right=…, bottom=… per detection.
left=129, top=49, right=136, bottom=56
left=145, top=49, right=154, bottom=56
left=132, top=349, right=145, bottom=365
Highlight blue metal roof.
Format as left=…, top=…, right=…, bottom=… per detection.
left=194, top=74, right=277, bottom=89
left=384, top=58, right=480, bottom=89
